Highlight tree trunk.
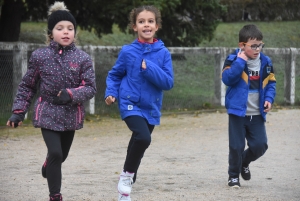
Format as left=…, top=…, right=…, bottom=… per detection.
left=0, top=0, right=24, bottom=42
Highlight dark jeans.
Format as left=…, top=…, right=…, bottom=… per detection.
left=41, top=128, right=75, bottom=196
left=123, top=116, right=154, bottom=182
left=228, top=114, right=268, bottom=177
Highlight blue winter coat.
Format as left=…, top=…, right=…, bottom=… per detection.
left=222, top=49, right=276, bottom=121
left=105, top=39, right=174, bottom=125
left=12, top=41, right=97, bottom=131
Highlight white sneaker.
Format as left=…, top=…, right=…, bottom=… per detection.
left=118, top=171, right=134, bottom=196
left=118, top=193, right=131, bottom=201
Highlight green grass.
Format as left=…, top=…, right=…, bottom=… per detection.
left=20, top=22, right=136, bottom=46
left=20, top=21, right=300, bottom=47
left=199, top=21, right=300, bottom=48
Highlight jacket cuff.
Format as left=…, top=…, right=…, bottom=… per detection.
left=66, top=89, right=73, bottom=100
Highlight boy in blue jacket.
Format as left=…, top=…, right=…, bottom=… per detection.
left=222, top=24, right=276, bottom=188
left=104, top=5, right=174, bottom=201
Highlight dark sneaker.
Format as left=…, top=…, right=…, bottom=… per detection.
left=42, top=154, right=48, bottom=178
left=228, top=177, right=240, bottom=188
left=49, top=193, right=62, bottom=201
left=241, top=164, right=251, bottom=180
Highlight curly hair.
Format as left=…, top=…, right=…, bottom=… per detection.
left=128, top=5, right=162, bottom=30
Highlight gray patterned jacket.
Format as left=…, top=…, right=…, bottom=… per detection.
left=12, top=41, right=96, bottom=131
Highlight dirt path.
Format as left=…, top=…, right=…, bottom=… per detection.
left=1, top=109, right=300, bottom=201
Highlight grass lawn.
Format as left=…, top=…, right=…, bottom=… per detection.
left=20, top=21, right=300, bottom=48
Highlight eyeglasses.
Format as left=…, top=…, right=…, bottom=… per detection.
left=243, top=42, right=265, bottom=50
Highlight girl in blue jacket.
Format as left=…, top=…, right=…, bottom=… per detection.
left=105, top=5, right=174, bottom=201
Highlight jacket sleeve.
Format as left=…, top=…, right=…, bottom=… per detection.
left=265, top=81, right=276, bottom=104
left=12, top=51, right=40, bottom=113
left=68, top=55, right=97, bottom=104
left=222, top=55, right=247, bottom=86
left=263, top=59, right=276, bottom=104
left=141, top=49, right=174, bottom=90
left=105, top=48, right=127, bottom=99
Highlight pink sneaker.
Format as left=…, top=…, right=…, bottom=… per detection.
left=118, top=193, right=131, bottom=201
left=41, top=154, right=48, bottom=178
left=49, top=193, right=62, bottom=201
left=117, top=171, right=134, bottom=196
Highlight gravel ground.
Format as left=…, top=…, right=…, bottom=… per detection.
left=0, top=109, right=299, bottom=201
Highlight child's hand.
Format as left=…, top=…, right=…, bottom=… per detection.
left=264, top=101, right=272, bottom=113
left=141, top=59, right=146, bottom=70
left=53, top=89, right=72, bottom=105
left=238, top=49, right=248, bottom=61
left=7, top=113, right=25, bottom=128
left=105, top=96, right=115, bottom=105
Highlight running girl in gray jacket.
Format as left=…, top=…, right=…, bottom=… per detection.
left=6, top=2, right=96, bottom=200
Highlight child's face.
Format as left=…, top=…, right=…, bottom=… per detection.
left=133, top=10, right=158, bottom=43
left=239, top=39, right=264, bottom=59
left=52, top=21, right=75, bottom=47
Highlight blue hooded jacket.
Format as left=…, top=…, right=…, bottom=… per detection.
left=222, top=49, right=276, bottom=121
left=105, top=39, right=174, bottom=125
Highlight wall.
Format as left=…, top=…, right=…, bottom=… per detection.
left=0, top=42, right=299, bottom=122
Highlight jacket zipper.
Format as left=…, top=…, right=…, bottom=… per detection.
left=59, top=46, right=68, bottom=130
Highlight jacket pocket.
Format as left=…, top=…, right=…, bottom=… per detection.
left=226, top=87, right=247, bottom=109
left=120, top=90, right=140, bottom=102
left=120, top=90, right=140, bottom=111
left=35, top=97, right=42, bottom=121
left=76, top=104, right=83, bottom=127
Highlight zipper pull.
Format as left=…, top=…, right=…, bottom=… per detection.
left=59, top=49, right=62, bottom=54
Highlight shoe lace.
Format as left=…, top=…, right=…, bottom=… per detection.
left=121, top=177, right=133, bottom=187
left=243, top=166, right=250, bottom=173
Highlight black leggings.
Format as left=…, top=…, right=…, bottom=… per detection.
left=123, top=116, right=154, bottom=182
left=41, top=128, right=75, bottom=196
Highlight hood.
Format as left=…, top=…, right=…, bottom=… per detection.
left=130, top=39, right=166, bottom=52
